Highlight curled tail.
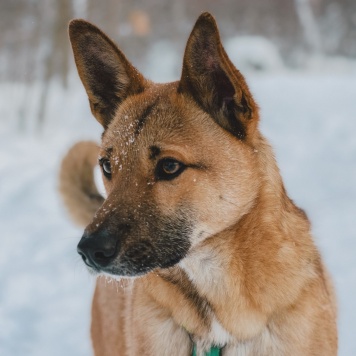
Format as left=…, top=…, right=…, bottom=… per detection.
left=59, top=141, right=104, bottom=227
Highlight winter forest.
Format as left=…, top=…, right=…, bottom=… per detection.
left=0, top=0, right=355, bottom=355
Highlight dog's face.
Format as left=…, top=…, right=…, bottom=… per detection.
left=70, top=13, right=260, bottom=277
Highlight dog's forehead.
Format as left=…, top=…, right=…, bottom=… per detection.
left=101, top=83, right=198, bottom=153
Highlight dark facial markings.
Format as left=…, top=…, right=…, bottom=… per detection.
left=134, top=102, right=157, bottom=136
left=149, top=145, right=161, bottom=160
left=104, top=146, right=113, bottom=154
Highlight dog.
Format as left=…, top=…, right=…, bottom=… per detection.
left=60, top=12, right=337, bottom=355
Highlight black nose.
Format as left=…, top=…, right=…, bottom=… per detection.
left=77, top=228, right=121, bottom=269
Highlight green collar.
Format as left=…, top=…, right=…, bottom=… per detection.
left=192, top=344, right=221, bottom=356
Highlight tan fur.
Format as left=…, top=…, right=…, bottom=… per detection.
left=61, top=13, right=337, bottom=356
left=59, top=141, right=104, bottom=226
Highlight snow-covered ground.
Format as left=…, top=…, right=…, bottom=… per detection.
left=0, top=66, right=355, bottom=355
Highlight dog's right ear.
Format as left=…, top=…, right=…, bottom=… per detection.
left=69, top=20, right=147, bottom=128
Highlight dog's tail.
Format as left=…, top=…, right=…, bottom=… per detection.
left=59, top=141, right=104, bottom=227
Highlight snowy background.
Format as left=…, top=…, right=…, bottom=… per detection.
left=1, top=1, right=356, bottom=355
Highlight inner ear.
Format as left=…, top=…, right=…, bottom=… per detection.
left=69, top=19, right=147, bottom=128
left=179, top=13, right=257, bottom=140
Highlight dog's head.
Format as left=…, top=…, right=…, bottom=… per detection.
left=70, top=13, right=261, bottom=277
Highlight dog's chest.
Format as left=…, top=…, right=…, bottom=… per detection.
left=195, top=321, right=280, bottom=356
left=222, top=328, right=283, bottom=356
left=208, top=316, right=234, bottom=345
left=180, top=249, right=234, bottom=348
left=179, top=247, right=226, bottom=295
left=192, top=316, right=233, bottom=355
left=179, top=249, right=281, bottom=355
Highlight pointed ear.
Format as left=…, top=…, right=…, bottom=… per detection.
left=69, top=19, right=147, bottom=128
left=178, top=13, right=258, bottom=140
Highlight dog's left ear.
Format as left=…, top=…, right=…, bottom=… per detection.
left=179, top=13, right=258, bottom=140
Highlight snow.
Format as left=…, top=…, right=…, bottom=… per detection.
left=225, top=36, right=284, bottom=72
left=144, top=40, right=181, bottom=82
left=1, top=66, right=355, bottom=354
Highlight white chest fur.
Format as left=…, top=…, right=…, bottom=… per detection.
left=179, top=247, right=279, bottom=355
left=180, top=247, right=234, bottom=349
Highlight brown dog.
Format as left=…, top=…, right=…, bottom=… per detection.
left=60, top=12, right=337, bottom=356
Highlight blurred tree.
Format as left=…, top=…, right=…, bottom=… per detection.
left=37, top=0, right=73, bottom=128
left=0, top=0, right=355, bottom=130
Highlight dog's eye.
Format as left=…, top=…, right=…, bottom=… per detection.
left=155, top=158, right=185, bottom=181
left=99, top=159, right=112, bottom=179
